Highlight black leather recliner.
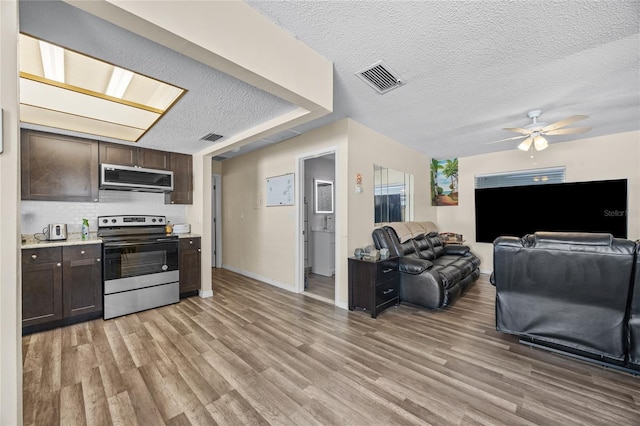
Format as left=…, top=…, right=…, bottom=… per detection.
left=372, top=225, right=481, bottom=309
left=493, top=232, right=640, bottom=371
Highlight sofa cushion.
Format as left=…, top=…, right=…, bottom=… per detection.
left=412, top=234, right=437, bottom=260
left=425, top=232, right=446, bottom=257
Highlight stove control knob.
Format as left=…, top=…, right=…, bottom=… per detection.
left=102, top=219, right=108, bottom=224
left=152, top=218, right=156, bottom=222
left=158, top=218, right=164, bottom=223
left=111, top=219, right=117, bottom=223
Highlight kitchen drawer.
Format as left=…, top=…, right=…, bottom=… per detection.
left=22, top=247, right=61, bottom=265
left=375, top=280, right=399, bottom=307
left=62, top=244, right=101, bottom=261
left=180, top=237, right=201, bottom=250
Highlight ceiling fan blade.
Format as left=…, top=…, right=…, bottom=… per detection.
left=485, top=135, right=529, bottom=145
left=541, top=115, right=588, bottom=132
left=502, top=127, right=531, bottom=135
left=544, top=127, right=592, bottom=136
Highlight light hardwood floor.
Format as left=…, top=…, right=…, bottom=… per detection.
left=305, top=273, right=335, bottom=300
left=23, top=270, right=640, bottom=425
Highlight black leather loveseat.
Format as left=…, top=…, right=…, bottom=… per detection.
left=372, top=222, right=481, bottom=309
left=493, top=232, right=640, bottom=372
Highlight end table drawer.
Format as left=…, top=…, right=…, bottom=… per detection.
left=376, top=261, right=398, bottom=282
left=375, top=280, right=399, bottom=306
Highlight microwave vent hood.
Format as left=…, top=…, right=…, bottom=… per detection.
left=100, top=163, right=174, bottom=193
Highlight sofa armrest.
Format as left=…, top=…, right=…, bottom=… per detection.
left=489, top=271, right=496, bottom=286
left=493, top=236, right=524, bottom=247
left=443, top=244, right=470, bottom=255
left=398, top=257, right=433, bottom=274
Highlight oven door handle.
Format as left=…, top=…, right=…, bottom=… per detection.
left=103, top=239, right=177, bottom=248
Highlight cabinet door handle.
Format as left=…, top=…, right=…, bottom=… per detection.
left=190, top=240, right=193, bottom=244
left=382, top=268, right=393, bottom=274
left=197, top=248, right=201, bottom=252
left=382, top=288, right=394, bottom=295
left=56, top=263, right=61, bottom=267
left=96, top=258, right=101, bottom=262
left=31, top=254, right=37, bottom=260
left=80, top=250, right=86, bottom=255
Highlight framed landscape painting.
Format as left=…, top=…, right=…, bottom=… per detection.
left=430, top=158, right=458, bottom=206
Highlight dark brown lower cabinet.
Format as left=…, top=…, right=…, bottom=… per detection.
left=179, top=237, right=201, bottom=296
left=62, top=244, right=103, bottom=318
left=22, top=247, right=63, bottom=327
left=22, top=244, right=102, bottom=332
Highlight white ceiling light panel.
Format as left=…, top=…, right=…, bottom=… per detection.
left=19, top=33, right=185, bottom=142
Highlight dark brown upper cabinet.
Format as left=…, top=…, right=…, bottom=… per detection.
left=21, top=129, right=99, bottom=202
left=165, top=152, right=193, bottom=205
left=99, top=142, right=171, bottom=170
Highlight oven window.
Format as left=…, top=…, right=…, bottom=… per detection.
left=104, top=241, right=178, bottom=281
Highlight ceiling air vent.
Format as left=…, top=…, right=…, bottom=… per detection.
left=199, top=132, right=224, bottom=143
left=355, top=60, right=405, bottom=94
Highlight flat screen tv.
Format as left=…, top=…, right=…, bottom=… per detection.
left=475, top=179, right=627, bottom=243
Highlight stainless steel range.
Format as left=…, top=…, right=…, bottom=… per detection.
left=98, top=215, right=179, bottom=319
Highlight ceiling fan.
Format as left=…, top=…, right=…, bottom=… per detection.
left=487, top=110, right=591, bottom=155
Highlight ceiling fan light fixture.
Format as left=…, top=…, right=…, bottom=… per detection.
left=534, top=135, right=548, bottom=151
left=517, top=137, right=532, bottom=151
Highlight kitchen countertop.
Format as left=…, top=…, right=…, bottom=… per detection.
left=22, top=232, right=201, bottom=248
left=22, top=233, right=102, bottom=249
left=175, top=233, right=201, bottom=239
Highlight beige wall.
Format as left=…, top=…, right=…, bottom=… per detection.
left=0, top=0, right=22, bottom=423
left=436, top=131, right=640, bottom=272
left=221, top=119, right=347, bottom=294
left=220, top=118, right=434, bottom=306
left=347, top=119, right=435, bottom=250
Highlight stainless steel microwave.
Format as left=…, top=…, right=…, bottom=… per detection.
left=99, top=163, right=173, bottom=192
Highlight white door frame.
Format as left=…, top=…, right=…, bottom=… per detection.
left=212, top=173, right=222, bottom=268
left=295, top=146, right=339, bottom=300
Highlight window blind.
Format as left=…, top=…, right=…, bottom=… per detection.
left=475, top=166, right=565, bottom=189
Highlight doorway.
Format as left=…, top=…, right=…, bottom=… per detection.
left=298, top=151, right=336, bottom=303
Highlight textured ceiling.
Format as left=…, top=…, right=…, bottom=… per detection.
left=248, top=0, right=640, bottom=158
left=18, top=0, right=640, bottom=159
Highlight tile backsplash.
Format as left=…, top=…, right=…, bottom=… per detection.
left=21, top=190, right=187, bottom=235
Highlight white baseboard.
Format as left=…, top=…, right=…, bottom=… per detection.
left=335, top=300, right=349, bottom=310
left=480, top=269, right=493, bottom=275
left=199, top=289, right=213, bottom=298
